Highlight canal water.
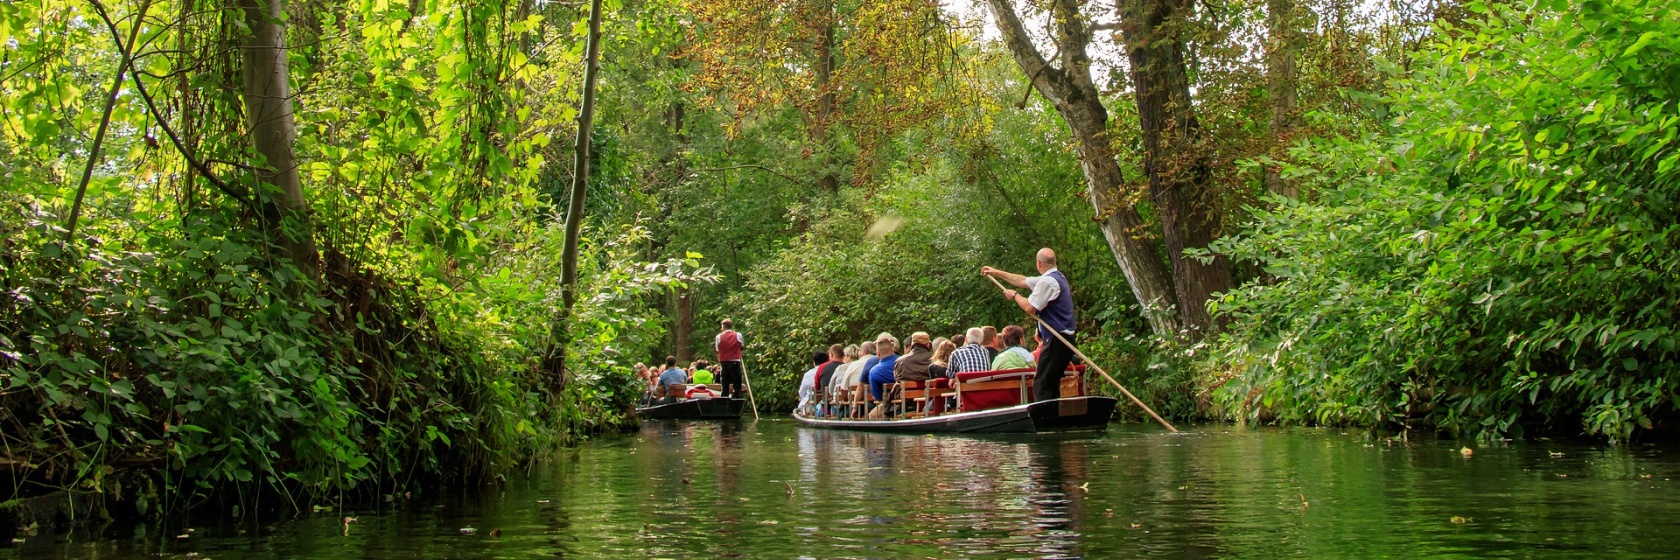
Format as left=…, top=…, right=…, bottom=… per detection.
left=7, top=419, right=1680, bottom=558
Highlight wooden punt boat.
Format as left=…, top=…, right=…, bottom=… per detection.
left=791, top=366, right=1116, bottom=434
left=793, top=395, right=1116, bottom=434
left=636, top=396, right=747, bottom=420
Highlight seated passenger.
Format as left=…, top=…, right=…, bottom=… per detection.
left=692, top=361, right=715, bottom=385
left=990, top=325, right=1036, bottom=370
left=815, top=344, right=846, bottom=416
left=851, top=342, right=876, bottom=384
left=981, top=326, right=1001, bottom=363
left=867, top=335, right=900, bottom=401
left=634, top=362, right=650, bottom=405
left=816, top=344, right=844, bottom=399
left=838, top=341, right=875, bottom=412
left=948, top=327, right=992, bottom=377
left=928, top=338, right=955, bottom=379
left=657, top=356, right=687, bottom=403
left=893, top=332, right=935, bottom=383
left=797, top=351, right=828, bottom=413
left=828, top=344, right=861, bottom=402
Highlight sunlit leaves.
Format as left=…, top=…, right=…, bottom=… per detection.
left=1207, top=0, right=1680, bottom=442
left=0, top=0, right=669, bottom=515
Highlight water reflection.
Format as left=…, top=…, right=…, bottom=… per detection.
left=8, top=421, right=1680, bottom=559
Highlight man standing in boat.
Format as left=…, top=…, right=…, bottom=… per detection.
left=982, top=248, right=1076, bottom=403
left=715, top=319, right=745, bottom=398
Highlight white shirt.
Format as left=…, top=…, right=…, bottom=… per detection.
left=832, top=361, right=856, bottom=394
left=842, top=360, right=869, bottom=387
left=797, top=366, right=819, bottom=408
left=1024, top=268, right=1063, bottom=312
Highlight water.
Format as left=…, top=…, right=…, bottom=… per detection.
left=8, top=419, right=1680, bottom=558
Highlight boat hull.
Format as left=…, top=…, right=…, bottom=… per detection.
left=792, top=396, right=1117, bottom=434
left=637, top=398, right=747, bottom=420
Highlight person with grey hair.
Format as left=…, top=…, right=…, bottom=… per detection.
left=866, top=334, right=899, bottom=401
left=837, top=341, right=875, bottom=417
left=948, top=327, right=993, bottom=376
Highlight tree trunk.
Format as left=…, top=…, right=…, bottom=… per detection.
left=1264, top=0, right=1300, bottom=200
left=675, top=288, right=693, bottom=362
left=1116, top=0, right=1232, bottom=335
left=237, top=0, right=318, bottom=276
left=812, top=0, right=840, bottom=193
left=560, top=0, right=605, bottom=312
left=665, top=81, right=696, bottom=360
left=982, top=0, right=1181, bottom=336
left=550, top=0, right=605, bottom=388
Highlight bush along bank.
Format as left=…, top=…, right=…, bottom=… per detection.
left=1203, top=0, right=1680, bottom=443
left=0, top=201, right=709, bottom=533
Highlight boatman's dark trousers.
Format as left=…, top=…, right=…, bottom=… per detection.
left=719, top=360, right=744, bottom=398
left=1034, top=332, right=1075, bottom=402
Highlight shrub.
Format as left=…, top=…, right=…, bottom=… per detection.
left=1207, top=0, right=1680, bottom=442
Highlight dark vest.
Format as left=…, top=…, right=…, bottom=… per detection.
left=1038, top=270, right=1076, bottom=340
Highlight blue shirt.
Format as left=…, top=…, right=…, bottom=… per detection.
left=867, top=354, right=899, bottom=400
left=658, top=368, right=686, bottom=393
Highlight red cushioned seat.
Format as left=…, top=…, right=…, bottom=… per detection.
left=953, top=365, right=1088, bottom=411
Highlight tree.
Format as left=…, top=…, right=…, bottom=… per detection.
left=1115, top=0, right=1233, bottom=334
left=811, top=0, right=839, bottom=192
left=556, top=0, right=606, bottom=381
left=982, top=0, right=1181, bottom=336
left=237, top=0, right=319, bottom=276
left=679, top=0, right=958, bottom=193
left=1264, top=0, right=1301, bottom=200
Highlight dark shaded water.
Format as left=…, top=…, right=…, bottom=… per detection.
left=7, top=419, right=1680, bottom=558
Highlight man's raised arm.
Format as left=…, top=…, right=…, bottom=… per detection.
left=980, top=266, right=1028, bottom=288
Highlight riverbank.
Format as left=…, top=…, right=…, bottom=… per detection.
left=0, top=208, right=703, bottom=535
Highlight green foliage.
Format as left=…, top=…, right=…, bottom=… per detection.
left=1207, top=0, right=1680, bottom=442
left=0, top=0, right=713, bottom=517
left=726, top=162, right=1000, bottom=410
left=0, top=192, right=706, bottom=506
left=723, top=63, right=1148, bottom=410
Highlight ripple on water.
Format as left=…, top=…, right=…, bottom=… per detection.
left=9, top=421, right=1680, bottom=559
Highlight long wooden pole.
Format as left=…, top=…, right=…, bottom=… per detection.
left=986, top=275, right=1179, bottom=432
left=740, top=359, right=761, bottom=420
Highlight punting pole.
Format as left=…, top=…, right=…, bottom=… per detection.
left=740, top=358, right=761, bottom=420
left=986, top=274, right=1179, bottom=433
